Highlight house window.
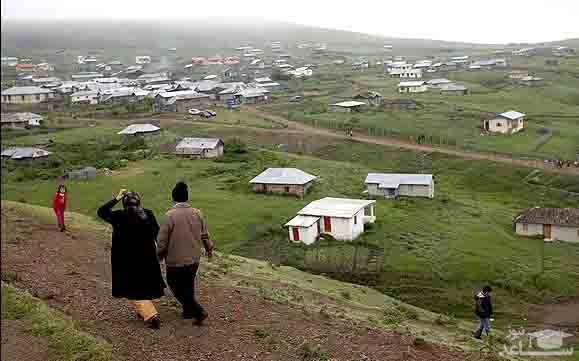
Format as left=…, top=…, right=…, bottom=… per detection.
left=496, top=122, right=502, bottom=127
left=21, top=95, right=25, bottom=101
left=36, top=95, right=41, bottom=100
left=284, top=186, right=290, bottom=193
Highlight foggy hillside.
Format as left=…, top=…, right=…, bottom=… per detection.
left=1, top=19, right=492, bottom=54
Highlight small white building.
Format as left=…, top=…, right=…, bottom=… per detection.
left=398, top=81, right=427, bottom=93
left=117, top=123, right=161, bottom=136
left=1, top=86, right=55, bottom=104
left=175, top=138, right=224, bottom=158
left=400, top=69, right=423, bottom=79
left=328, top=100, right=367, bottom=112
left=250, top=168, right=317, bottom=198
left=285, top=197, right=376, bottom=244
left=71, top=90, right=100, bottom=105
left=365, top=173, right=434, bottom=199
left=1, top=112, right=43, bottom=129
left=1, top=147, right=51, bottom=160
left=514, top=207, right=579, bottom=243
left=135, top=56, right=152, bottom=64
left=426, top=78, right=452, bottom=88
left=482, top=110, right=525, bottom=134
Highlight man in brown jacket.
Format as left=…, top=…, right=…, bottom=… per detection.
left=157, top=182, right=213, bottom=325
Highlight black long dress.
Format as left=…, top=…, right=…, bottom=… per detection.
left=97, top=199, right=166, bottom=300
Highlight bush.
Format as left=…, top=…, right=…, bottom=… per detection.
left=300, top=343, right=329, bottom=361
left=254, top=328, right=272, bottom=338
left=226, top=137, right=248, bottom=154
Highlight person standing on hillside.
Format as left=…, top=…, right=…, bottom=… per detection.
left=52, top=184, right=67, bottom=232
left=97, top=189, right=166, bottom=329
left=157, top=182, right=214, bottom=326
left=472, top=285, right=493, bottom=339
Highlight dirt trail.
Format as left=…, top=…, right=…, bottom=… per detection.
left=243, top=108, right=579, bottom=176
left=0, top=207, right=499, bottom=361
left=1, top=320, right=51, bottom=361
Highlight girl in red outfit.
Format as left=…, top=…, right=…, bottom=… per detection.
left=52, top=185, right=67, bottom=231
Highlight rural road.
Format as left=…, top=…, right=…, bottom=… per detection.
left=243, top=107, right=579, bottom=176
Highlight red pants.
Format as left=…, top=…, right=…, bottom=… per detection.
left=54, top=209, right=65, bottom=229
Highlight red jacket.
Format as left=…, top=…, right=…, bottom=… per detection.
left=52, top=192, right=67, bottom=212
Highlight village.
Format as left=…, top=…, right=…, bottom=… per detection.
left=1, top=18, right=579, bottom=361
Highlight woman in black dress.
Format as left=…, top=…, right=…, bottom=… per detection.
left=97, top=189, right=166, bottom=329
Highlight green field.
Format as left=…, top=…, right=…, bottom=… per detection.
left=2, top=118, right=578, bottom=324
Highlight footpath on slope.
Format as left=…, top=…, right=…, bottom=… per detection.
left=242, top=107, right=579, bottom=176
left=0, top=202, right=501, bottom=361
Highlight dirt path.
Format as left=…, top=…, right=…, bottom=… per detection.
left=0, top=207, right=499, bottom=361
left=1, top=320, right=52, bottom=361
left=243, top=107, right=579, bottom=176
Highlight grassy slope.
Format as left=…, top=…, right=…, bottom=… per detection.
left=1, top=282, right=113, bottom=361
left=2, top=120, right=578, bottom=323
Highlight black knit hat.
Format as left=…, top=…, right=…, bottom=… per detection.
left=172, top=182, right=188, bottom=202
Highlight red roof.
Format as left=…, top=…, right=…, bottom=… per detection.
left=16, top=64, right=34, bottom=68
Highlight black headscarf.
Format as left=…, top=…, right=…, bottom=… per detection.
left=122, top=191, right=147, bottom=220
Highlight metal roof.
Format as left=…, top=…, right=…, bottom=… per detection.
left=398, top=81, right=426, bottom=87
left=365, top=173, right=433, bottom=189
left=441, top=84, right=468, bottom=91
left=254, top=77, right=272, bottom=83
left=329, top=101, right=366, bottom=107
left=1, top=147, right=51, bottom=159
left=236, top=88, right=269, bottom=97
left=426, top=78, right=451, bottom=85
left=499, top=110, right=526, bottom=120
left=117, top=124, right=160, bottom=135
left=176, top=138, right=223, bottom=150
left=1, top=112, right=43, bottom=123
left=285, top=215, right=320, bottom=228
left=1, top=86, right=53, bottom=95
left=249, top=168, right=317, bottom=185
left=297, top=197, right=376, bottom=219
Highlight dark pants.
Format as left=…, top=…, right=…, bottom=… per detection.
left=166, top=264, right=205, bottom=319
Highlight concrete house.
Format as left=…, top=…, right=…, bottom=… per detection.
left=117, top=124, right=161, bottom=136
left=514, top=207, right=579, bottom=243
left=482, top=110, right=525, bottom=134
left=440, top=83, right=469, bottom=95
left=285, top=197, right=376, bottom=244
left=1, top=112, right=43, bottom=129
left=250, top=168, right=317, bottom=198
left=175, top=138, right=224, bottom=158
left=400, top=69, right=423, bottom=79
left=328, top=100, right=366, bottom=112
left=154, top=90, right=210, bottom=112
left=1, top=147, right=51, bottom=160
left=71, top=90, right=100, bottom=104
left=1, top=86, right=55, bottom=104
left=365, top=173, right=434, bottom=199
left=398, top=81, right=427, bottom=93
left=354, top=91, right=383, bottom=106
left=235, top=88, right=270, bottom=104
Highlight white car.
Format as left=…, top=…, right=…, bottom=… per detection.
left=188, top=108, right=202, bottom=115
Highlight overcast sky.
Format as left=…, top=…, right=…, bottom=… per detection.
left=2, top=0, right=578, bottom=44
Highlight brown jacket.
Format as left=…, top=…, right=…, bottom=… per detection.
left=157, top=203, right=213, bottom=267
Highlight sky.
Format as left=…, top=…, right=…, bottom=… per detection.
left=2, top=0, right=578, bottom=44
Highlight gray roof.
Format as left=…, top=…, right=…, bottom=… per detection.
left=176, top=138, right=223, bottom=150
left=297, top=197, right=376, bottom=218
left=426, top=78, right=452, bottom=85
left=236, top=88, right=269, bottom=98
left=499, top=110, right=525, bottom=120
left=441, top=84, right=468, bottom=91
left=365, top=173, right=433, bottom=189
left=249, top=168, right=317, bottom=185
left=1, top=86, right=53, bottom=95
left=1, top=112, right=43, bottom=123
left=398, top=81, right=426, bottom=87
left=1, top=147, right=51, bottom=159
left=117, top=124, right=160, bottom=135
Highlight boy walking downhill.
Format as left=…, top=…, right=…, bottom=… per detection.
left=472, top=285, right=493, bottom=339
left=157, top=182, right=214, bottom=325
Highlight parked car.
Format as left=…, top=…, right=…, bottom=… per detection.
left=188, top=108, right=202, bottom=115
left=289, top=96, right=303, bottom=103
left=205, top=110, right=217, bottom=117
left=200, top=111, right=214, bottom=118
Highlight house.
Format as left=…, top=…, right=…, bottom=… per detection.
left=16, top=63, right=35, bottom=73
left=153, top=90, right=210, bottom=112
left=328, top=100, right=366, bottom=112
left=440, top=83, right=469, bottom=95
left=1, top=147, right=51, bottom=160
left=1, top=86, right=55, bottom=104
left=71, top=72, right=103, bottom=81
left=135, top=56, right=152, bottom=64
left=426, top=78, right=452, bottom=88
left=519, top=76, right=544, bottom=86
left=70, top=90, right=100, bottom=105
left=249, top=168, right=317, bottom=198
left=352, top=61, right=369, bottom=71
left=31, top=77, right=61, bottom=86
left=354, top=91, right=383, bottom=106
left=287, top=67, right=313, bottom=79
left=235, top=88, right=270, bottom=104
left=400, top=69, right=423, bottom=79
left=285, top=197, right=376, bottom=244
left=383, top=99, right=419, bottom=109
left=482, top=110, right=525, bottom=134
left=1, top=112, right=43, bottom=129
left=514, top=207, right=579, bottom=242
left=365, top=173, right=434, bottom=199
left=117, top=124, right=161, bottom=136
left=508, top=71, right=529, bottom=80
left=175, top=138, right=224, bottom=158
left=398, top=81, right=427, bottom=93
left=1, top=57, right=18, bottom=66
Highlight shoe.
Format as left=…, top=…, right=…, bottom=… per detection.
left=193, top=311, right=208, bottom=326
left=145, top=314, right=161, bottom=329
left=471, top=330, right=482, bottom=339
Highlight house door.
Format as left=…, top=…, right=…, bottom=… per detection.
left=543, top=224, right=552, bottom=239
left=292, top=227, right=300, bottom=241
left=323, top=216, right=332, bottom=232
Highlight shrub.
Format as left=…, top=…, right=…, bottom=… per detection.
left=254, top=328, right=272, bottom=338
left=226, top=137, right=248, bottom=154
left=300, top=343, right=329, bottom=361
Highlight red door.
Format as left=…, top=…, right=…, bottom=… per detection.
left=323, top=216, right=332, bottom=232
left=292, top=227, right=300, bottom=241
